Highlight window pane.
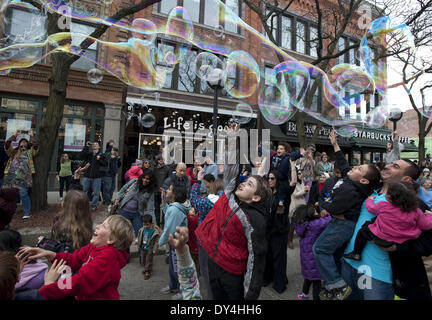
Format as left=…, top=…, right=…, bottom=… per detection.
left=204, top=0, right=220, bottom=28
left=281, top=16, right=292, bottom=50
left=0, top=112, right=37, bottom=145
left=160, top=0, right=178, bottom=14
left=70, top=22, right=97, bottom=70
left=224, top=0, right=239, bottom=33
left=264, top=9, right=277, bottom=42
left=349, top=40, right=356, bottom=64
left=183, top=0, right=200, bottom=22
left=156, top=43, right=175, bottom=89
left=178, top=51, right=197, bottom=92
left=9, top=8, right=46, bottom=42
left=1, top=98, right=39, bottom=112
left=310, top=26, right=318, bottom=57
left=338, top=37, right=345, bottom=64
left=296, top=21, right=305, bottom=54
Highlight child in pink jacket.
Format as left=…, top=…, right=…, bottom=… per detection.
left=344, top=181, right=432, bottom=261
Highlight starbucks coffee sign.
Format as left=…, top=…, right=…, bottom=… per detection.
left=284, top=122, right=410, bottom=143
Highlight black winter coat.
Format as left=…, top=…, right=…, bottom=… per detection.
left=320, top=151, right=370, bottom=222
left=80, top=146, right=108, bottom=179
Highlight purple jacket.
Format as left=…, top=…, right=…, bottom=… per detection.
left=294, top=216, right=331, bottom=280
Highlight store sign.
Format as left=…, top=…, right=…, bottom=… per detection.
left=163, top=116, right=226, bottom=133
left=284, top=122, right=410, bottom=143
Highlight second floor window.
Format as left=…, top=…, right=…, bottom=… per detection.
left=70, top=22, right=98, bottom=70
left=157, top=0, right=242, bottom=34
left=263, top=8, right=319, bottom=58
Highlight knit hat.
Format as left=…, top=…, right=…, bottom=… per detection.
left=424, top=168, right=430, bottom=173
left=128, top=166, right=143, bottom=179
left=134, top=159, right=143, bottom=166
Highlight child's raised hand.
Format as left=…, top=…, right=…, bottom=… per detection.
left=16, top=247, right=55, bottom=262
left=368, top=195, right=376, bottom=200
left=44, top=259, right=68, bottom=285
left=168, top=226, right=189, bottom=254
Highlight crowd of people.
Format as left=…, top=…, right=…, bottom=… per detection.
left=1, top=124, right=432, bottom=301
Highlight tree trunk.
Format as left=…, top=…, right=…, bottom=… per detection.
left=31, top=52, right=71, bottom=211
left=418, top=117, right=426, bottom=163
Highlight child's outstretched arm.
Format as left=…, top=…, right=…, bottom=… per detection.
left=417, top=208, right=432, bottom=231
left=365, top=197, right=382, bottom=216
left=330, top=129, right=351, bottom=178
left=169, top=227, right=202, bottom=300
left=223, top=124, right=241, bottom=199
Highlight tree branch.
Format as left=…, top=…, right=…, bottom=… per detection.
left=65, top=0, right=161, bottom=65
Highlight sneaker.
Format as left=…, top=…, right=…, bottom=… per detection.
left=343, top=252, right=362, bottom=261
left=297, top=292, right=309, bottom=300
left=171, top=292, right=183, bottom=300
left=91, top=206, right=98, bottom=211
left=144, top=272, right=151, bottom=280
left=160, top=286, right=178, bottom=294
left=319, top=288, right=334, bottom=300
left=59, top=197, right=63, bottom=201
left=332, top=284, right=352, bottom=300
left=22, top=215, right=31, bottom=219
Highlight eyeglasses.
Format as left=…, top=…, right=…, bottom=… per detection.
left=268, top=177, right=275, bottom=180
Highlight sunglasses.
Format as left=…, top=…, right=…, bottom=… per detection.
left=268, top=177, right=275, bottom=180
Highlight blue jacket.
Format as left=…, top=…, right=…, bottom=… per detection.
left=159, top=200, right=190, bottom=246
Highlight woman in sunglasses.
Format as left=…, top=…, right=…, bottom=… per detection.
left=263, top=170, right=291, bottom=294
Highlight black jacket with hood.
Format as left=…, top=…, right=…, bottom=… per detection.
left=320, top=150, right=371, bottom=222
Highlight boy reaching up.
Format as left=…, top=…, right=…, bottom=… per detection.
left=312, top=129, right=381, bottom=300
left=195, top=125, right=272, bottom=300
left=16, top=215, right=134, bottom=300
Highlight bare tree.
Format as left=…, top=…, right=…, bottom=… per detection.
left=375, top=0, right=432, bottom=162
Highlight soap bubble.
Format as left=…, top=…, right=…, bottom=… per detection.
left=233, top=103, right=253, bottom=124
left=140, top=113, right=156, bottom=128
left=87, top=68, right=103, bottom=84
left=364, top=106, right=389, bottom=129
left=334, top=125, right=358, bottom=138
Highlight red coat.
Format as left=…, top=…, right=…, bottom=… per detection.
left=38, top=244, right=129, bottom=300
left=195, top=164, right=268, bottom=300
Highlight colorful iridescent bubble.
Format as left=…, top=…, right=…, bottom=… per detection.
left=131, top=18, right=158, bottom=46
left=224, top=50, right=260, bottom=99
left=364, top=105, right=389, bottom=129
left=0, top=68, right=11, bottom=75
left=195, top=52, right=225, bottom=82
left=233, top=103, right=253, bottom=124
left=334, top=125, right=358, bottom=138
left=329, top=63, right=374, bottom=95
left=258, top=84, right=295, bottom=125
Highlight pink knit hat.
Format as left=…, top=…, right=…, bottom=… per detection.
left=128, top=166, right=143, bottom=179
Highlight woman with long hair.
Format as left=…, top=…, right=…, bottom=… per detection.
left=115, top=169, right=156, bottom=237
left=263, top=170, right=290, bottom=294
left=37, top=189, right=93, bottom=253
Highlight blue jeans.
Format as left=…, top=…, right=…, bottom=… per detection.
left=118, top=208, right=142, bottom=237
left=82, top=177, right=102, bottom=208
left=102, top=176, right=113, bottom=205
left=313, top=218, right=355, bottom=290
left=169, top=246, right=180, bottom=291
left=19, top=187, right=31, bottom=217
left=341, top=260, right=394, bottom=300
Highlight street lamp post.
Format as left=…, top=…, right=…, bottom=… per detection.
left=389, top=108, right=403, bottom=131
left=206, top=68, right=225, bottom=157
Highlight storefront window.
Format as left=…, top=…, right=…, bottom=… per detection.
left=57, top=118, right=91, bottom=170
left=63, top=105, right=92, bottom=117
left=363, top=152, right=371, bottom=164
left=352, top=150, right=361, bottom=166
left=1, top=98, right=39, bottom=112
left=0, top=112, right=37, bottom=144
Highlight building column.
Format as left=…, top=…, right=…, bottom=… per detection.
left=103, top=103, right=123, bottom=191
left=103, top=103, right=123, bottom=148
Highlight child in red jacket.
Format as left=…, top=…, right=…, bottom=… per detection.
left=16, top=215, right=135, bottom=300
left=195, top=125, right=273, bottom=300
